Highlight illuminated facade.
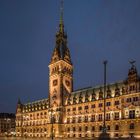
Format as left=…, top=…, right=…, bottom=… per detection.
left=0, top=113, right=15, bottom=136
left=16, top=3, right=140, bottom=139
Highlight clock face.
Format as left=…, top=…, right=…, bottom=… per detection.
left=65, top=80, right=70, bottom=87
left=53, top=79, right=58, bottom=86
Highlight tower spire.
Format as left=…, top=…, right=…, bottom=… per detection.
left=59, top=0, right=64, bottom=33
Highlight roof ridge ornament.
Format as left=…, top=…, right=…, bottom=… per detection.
left=129, top=60, right=136, bottom=67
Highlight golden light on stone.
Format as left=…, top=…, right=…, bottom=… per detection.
left=15, top=1, right=140, bottom=139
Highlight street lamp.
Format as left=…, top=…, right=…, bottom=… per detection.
left=103, top=60, right=107, bottom=133
left=98, top=60, right=110, bottom=140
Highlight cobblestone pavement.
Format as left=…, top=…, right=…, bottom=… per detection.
left=0, top=137, right=139, bottom=140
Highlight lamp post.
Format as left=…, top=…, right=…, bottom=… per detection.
left=99, top=60, right=110, bottom=140
left=103, top=60, right=107, bottom=133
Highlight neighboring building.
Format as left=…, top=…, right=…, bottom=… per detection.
left=15, top=3, right=140, bottom=139
left=0, top=113, right=16, bottom=136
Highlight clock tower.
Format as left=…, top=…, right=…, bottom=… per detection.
left=48, top=2, right=73, bottom=109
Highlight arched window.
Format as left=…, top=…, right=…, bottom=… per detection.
left=85, top=126, right=88, bottom=131
left=99, top=125, right=102, bottom=131
left=99, top=88, right=103, bottom=99
left=73, top=127, right=76, bottom=132
left=130, top=123, right=134, bottom=129
left=115, top=125, right=119, bottom=130
left=79, top=126, right=82, bottom=132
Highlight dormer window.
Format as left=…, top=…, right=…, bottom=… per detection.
left=115, top=87, right=120, bottom=97
left=85, top=93, right=89, bottom=102
left=99, top=88, right=103, bottom=99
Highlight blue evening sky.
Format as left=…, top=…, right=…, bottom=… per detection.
left=0, top=0, right=140, bottom=112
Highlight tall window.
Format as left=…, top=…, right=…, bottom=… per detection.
left=107, top=125, right=110, bottom=130
left=85, top=105, right=89, bottom=110
left=92, top=126, right=95, bottom=131
left=106, top=102, right=111, bottom=106
left=67, top=127, right=70, bottom=132
left=91, top=104, right=96, bottom=108
left=114, top=112, right=119, bottom=120
left=91, top=115, right=95, bottom=122
left=129, top=110, right=135, bottom=119
left=133, top=97, right=138, bottom=102
left=130, top=123, right=134, bottom=129
left=67, top=118, right=70, bottom=123
left=73, top=107, right=76, bottom=111
left=84, top=116, right=88, bottom=122
left=114, top=100, right=119, bottom=105
left=78, top=116, right=82, bottom=123
left=115, top=125, right=119, bottom=130
left=72, top=117, right=76, bottom=123
left=98, top=114, right=102, bottom=121
left=73, top=127, right=76, bottom=132
left=79, top=126, right=82, bottom=132
left=99, top=125, right=102, bottom=131
left=106, top=113, right=110, bottom=121
left=98, top=103, right=103, bottom=107
left=85, top=126, right=88, bottom=131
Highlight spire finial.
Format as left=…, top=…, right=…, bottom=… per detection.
left=60, top=0, right=64, bottom=21
left=59, top=0, right=64, bottom=33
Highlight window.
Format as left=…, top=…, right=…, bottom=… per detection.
left=85, top=105, right=89, bottom=110
left=79, top=126, right=82, bottom=132
left=126, top=98, right=132, bottom=103
left=114, top=100, right=119, bottom=105
left=130, top=123, right=134, bottom=129
left=106, top=102, right=111, bottom=106
left=91, top=104, right=95, bottom=108
left=91, top=115, right=95, bottom=122
left=78, top=106, right=82, bottom=110
left=67, top=127, right=70, bottom=132
left=67, top=118, right=70, bottom=123
left=99, top=103, right=103, bottom=107
left=98, top=114, right=102, bottom=121
left=115, top=125, right=119, bottom=130
left=99, top=125, right=102, bottom=131
left=84, top=116, right=88, bottom=122
left=73, top=107, right=76, bottom=111
left=106, top=113, right=110, bottom=121
left=53, top=79, right=58, bottom=86
left=85, top=126, right=88, bottom=131
left=133, top=97, right=138, bottom=102
left=130, top=85, right=135, bottom=91
left=72, top=117, right=76, bottom=123
left=114, top=112, right=119, bottom=120
left=78, top=117, right=82, bottom=123
left=92, top=126, right=95, bottom=131
left=107, top=125, right=110, bottom=130
left=73, top=127, right=76, bottom=132
left=115, top=88, right=120, bottom=96
left=129, top=110, right=135, bottom=119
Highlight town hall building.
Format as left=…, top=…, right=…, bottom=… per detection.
left=16, top=2, right=140, bottom=139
